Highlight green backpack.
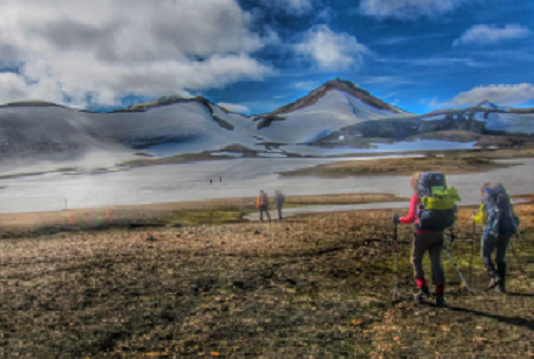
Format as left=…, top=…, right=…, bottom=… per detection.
left=417, top=172, right=462, bottom=231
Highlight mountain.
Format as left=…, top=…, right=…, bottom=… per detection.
left=250, top=78, right=411, bottom=144
left=271, top=78, right=407, bottom=115
left=0, top=97, right=259, bottom=173
left=0, top=79, right=533, bottom=174
left=312, top=102, right=534, bottom=148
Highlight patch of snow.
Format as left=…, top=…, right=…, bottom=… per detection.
left=210, top=152, right=244, bottom=157
left=421, top=114, right=445, bottom=121
left=257, top=90, right=404, bottom=144
left=369, top=140, right=478, bottom=151
left=257, top=152, right=288, bottom=158
left=473, top=112, right=534, bottom=134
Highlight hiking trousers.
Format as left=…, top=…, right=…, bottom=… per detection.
left=276, top=204, right=283, bottom=220
left=412, top=231, right=445, bottom=288
left=259, top=205, right=271, bottom=222
left=481, top=232, right=512, bottom=277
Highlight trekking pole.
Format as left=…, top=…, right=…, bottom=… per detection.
left=510, top=233, right=532, bottom=288
left=470, top=213, right=476, bottom=285
left=392, top=220, right=399, bottom=303
left=443, top=246, right=475, bottom=295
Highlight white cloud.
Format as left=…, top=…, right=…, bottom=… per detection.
left=453, top=24, right=531, bottom=47
left=295, top=25, right=370, bottom=70
left=0, top=0, right=273, bottom=108
left=0, top=72, right=31, bottom=103
left=293, top=80, right=320, bottom=90
left=262, top=0, right=314, bottom=15
left=360, top=0, right=472, bottom=20
left=447, top=83, right=534, bottom=107
left=217, top=102, right=250, bottom=113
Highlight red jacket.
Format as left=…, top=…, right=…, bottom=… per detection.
left=400, top=193, right=420, bottom=225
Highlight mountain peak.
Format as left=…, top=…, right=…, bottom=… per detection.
left=271, top=78, right=407, bottom=115
left=475, top=99, right=504, bottom=111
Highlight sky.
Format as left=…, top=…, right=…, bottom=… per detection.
left=0, top=0, right=533, bottom=115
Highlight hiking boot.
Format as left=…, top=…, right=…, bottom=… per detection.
left=436, top=295, right=446, bottom=308
left=487, top=274, right=501, bottom=290
left=496, top=263, right=506, bottom=293
left=414, top=286, right=430, bottom=303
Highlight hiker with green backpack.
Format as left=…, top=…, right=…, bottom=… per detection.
left=393, top=172, right=461, bottom=307
left=473, top=183, right=520, bottom=293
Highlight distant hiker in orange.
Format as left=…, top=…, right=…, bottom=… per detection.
left=256, top=190, right=271, bottom=222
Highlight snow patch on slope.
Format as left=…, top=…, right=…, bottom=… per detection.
left=256, top=90, right=404, bottom=144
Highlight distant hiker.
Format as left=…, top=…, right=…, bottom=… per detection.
left=210, top=179, right=213, bottom=186
left=219, top=176, right=222, bottom=183
left=393, top=172, right=455, bottom=307
left=256, top=190, right=271, bottom=222
left=473, top=183, right=519, bottom=293
left=274, top=190, right=286, bottom=221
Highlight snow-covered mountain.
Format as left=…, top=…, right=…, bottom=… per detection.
left=251, top=79, right=409, bottom=144
left=0, top=97, right=259, bottom=173
left=314, top=103, right=534, bottom=148
left=0, top=79, right=533, bottom=174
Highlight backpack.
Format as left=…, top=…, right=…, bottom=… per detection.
left=416, top=172, right=461, bottom=231
left=485, top=184, right=519, bottom=235
left=258, top=193, right=268, bottom=206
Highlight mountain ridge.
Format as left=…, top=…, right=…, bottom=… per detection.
left=0, top=78, right=534, bottom=175
left=270, top=78, right=409, bottom=115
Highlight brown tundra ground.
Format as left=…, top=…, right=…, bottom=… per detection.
left=0, top=200, right=533, bottom=358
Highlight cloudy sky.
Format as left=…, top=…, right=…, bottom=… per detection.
left=0, top=0, right=533, bottom=115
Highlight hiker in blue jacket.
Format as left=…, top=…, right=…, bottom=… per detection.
left=473, top=183, right=519, bottom=293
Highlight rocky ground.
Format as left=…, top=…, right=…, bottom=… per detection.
left=0, top=203, right=532, bottom=358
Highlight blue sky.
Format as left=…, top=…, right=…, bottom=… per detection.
left=0, top=0, right=533, bottom=115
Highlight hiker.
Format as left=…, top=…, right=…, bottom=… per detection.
left=393, top=172, right=447, bottom=307
left=256, top=190, right=271, bottom=222
left=274, top=190, right=285, bottom=221
left=473, top=183, right=519, bottom=293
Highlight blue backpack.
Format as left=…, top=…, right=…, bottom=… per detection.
left=485, top=184, right=519, bottom=235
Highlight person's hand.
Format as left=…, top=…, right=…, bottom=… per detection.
left=392, top=213, right=400, bottom=225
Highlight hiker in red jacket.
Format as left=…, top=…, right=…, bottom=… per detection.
left=393, top=172, right=446, bottom=307
left=256, top=190, right=271, bottom=222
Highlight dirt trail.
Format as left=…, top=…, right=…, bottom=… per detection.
left=0, top=206, right=532, bottom=358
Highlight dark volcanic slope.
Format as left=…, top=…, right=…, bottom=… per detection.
left=271, top=78, right=408, bottom=115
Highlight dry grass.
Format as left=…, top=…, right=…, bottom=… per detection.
left=0, top=203, right=532, bottom=358
left=0, top=193, right=403, bottom=236
left=280, top=153, right=524, bottom=178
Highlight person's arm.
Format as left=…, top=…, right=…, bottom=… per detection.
left=473, top=203, right=486, bottom=225
left=400, top=194, right=420, bottom=224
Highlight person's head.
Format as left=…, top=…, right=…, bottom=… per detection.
left=410, top=172, right=423, bottom=192
left=260, top=190, right=264, bottom=194
left=275, top=190, right=280, bottom=195
left=481, top=182, right=491, bottom=196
